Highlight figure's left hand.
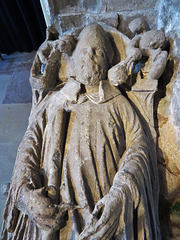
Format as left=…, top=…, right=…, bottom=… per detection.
left=79, top=191, right=122, bottom=240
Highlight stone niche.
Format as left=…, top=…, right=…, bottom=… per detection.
left=0, top=0, right=178, bottom=239
left=40, top=0, right=180, bottom=239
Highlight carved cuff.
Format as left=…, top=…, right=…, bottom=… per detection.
left=111, top=170, right=140, bottom=209
left=15, top=182, right=34, bottom=213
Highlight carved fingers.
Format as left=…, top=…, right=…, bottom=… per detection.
left=108, top=61, right=128, bottom=86
left=79, top=193, right=122, bottom=240
left=20, top=186, right=71, bottom=231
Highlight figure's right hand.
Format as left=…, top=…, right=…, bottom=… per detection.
left=126, top=47, right=142, bottom=63
left=17, top=185, right=71, bottom=231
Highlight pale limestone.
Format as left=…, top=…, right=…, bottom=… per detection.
left=1, top=23, right=167, bottom=240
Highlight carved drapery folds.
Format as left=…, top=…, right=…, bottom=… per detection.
left=1, top=20, right=169, bottom=239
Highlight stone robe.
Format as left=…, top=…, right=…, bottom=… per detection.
left=1, top=81, right=160, bottom=240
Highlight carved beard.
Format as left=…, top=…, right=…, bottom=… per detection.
left=75, top=62, right=108, bottom=86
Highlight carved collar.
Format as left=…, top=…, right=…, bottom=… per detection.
left=78, top=80, right=121, bottom=104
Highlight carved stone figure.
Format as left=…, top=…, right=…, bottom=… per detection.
left=1, top=23, right=166, bottom=239
left=128, top=17, right=168, bottom=87
left=108, top=18, right=168, bottom=90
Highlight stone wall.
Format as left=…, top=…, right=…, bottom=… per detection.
left=40, top=0, right=159, bottom=36
left=156, top=0, right=180, bottom=238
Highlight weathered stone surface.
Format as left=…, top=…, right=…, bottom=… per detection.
left=57, top=13, right=119, bottom=35
left=54, top=0, right=102, bottom=14
left=80, top=0, right=102, bottom=12
left=56, top=10, right=158, bottom=39
left=158, top=121, right=180, bottom=177
left=129, top=17, right=149, bottom=34
left=52, top=0, right=157, bottom=14
left=155, top=1, right=180, bottom=237
left=54, top=0, right=79, bottom=13
left=86, top=13, right=119, bottom=28
left=157, top=0, right=180, bottom=137
left=102, top=0, right=157, bottom=12
left=157, top=0, right=180, bottom=56
left=118, top=10, right=158, bottom=38
left=1, top=0, right=180, bottom=237
left=1, top=23, right=163, bottom=240
left=57, top=13, right=86, bottom=34
left=53, top=0, right=103, bottom=14
left=42, top=0, right=159, bottom=34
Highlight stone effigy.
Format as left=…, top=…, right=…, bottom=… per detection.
left=1, top=22, right=168, bottom=239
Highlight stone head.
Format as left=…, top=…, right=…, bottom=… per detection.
left=72, top=24, right=114, bottom=86
left=129, top=18, right=149, bottom=34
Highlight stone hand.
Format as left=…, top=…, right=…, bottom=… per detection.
left=79, top=190, right=122, bottom=240
left=108, top=61, right=128, bottom=86
left=126, top=47, right=142, bottom=66
left=17, top=185, right=72, bottom=231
